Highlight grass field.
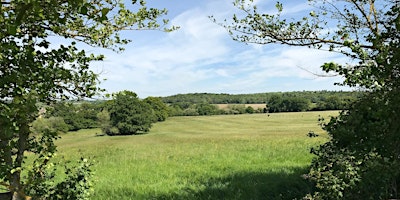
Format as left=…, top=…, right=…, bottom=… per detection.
left=54, top=111, right=337, bottom=200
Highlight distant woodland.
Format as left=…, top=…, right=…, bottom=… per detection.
left=35, top=91, right=363, bottom=134
left=161, top=90, right=363, bottom=114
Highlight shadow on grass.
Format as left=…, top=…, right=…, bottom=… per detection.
left=96, top=167, right=313, bottom=200
left=155, top=166, right=313, bottom=200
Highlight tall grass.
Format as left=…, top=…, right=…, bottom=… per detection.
left=54, top=111, right=336, bottom=199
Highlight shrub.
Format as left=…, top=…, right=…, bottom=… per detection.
left=107, top=91, right=156, bottom=135
left=307, top=90, right=400, bottom=199
left=31, top=117, right=69, bottom=134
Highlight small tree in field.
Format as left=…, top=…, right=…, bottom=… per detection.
left=0, top=0, right=176, bottom=199
left=107, top=91, right=156, bottom=135
left=143, top=97, right=169, bottom=122
left=215, top=0, right=399, bottom=198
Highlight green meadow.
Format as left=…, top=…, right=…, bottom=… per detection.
left=54, top=111, right=337, bottom=200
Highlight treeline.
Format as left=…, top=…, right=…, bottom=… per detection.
left=33, top=91, right=169, bottom=135
left=33, top=91, right=362, bottom=134
left=161, top=91, right=363, bottom=113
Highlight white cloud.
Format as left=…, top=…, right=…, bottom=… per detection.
left=93, top=1, right=351, bottom=97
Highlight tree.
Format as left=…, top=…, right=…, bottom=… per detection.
left=48, top=102, right=102, bottom=131
left=195, top=103, right=219, bottom=115
left=31, top=117, right=69, bottom=134
left=282, top=97, right=310, bottom=112
left=267, top=94, right=283, bottom=113
left=216, top=0, right=399, bottom=198
left=107, top=91, right=156, bottom=135
left=245, top=106, right=255, bottom=114
left=143, top=97, right=169, bottom=122
left=96, top=109, right=111, bottom=135
left=0, top=0, right=176, bottom=199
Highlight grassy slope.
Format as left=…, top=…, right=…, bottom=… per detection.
left=55, top=111, right=337, bottom=200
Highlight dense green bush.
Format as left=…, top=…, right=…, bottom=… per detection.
left=25, top=154, right=94, bottom=200
left=107, top=91, right=156, bottom=135
left=96, top=109, right=111, bottom=135
left=31, top=117, right=69, bottom=134
left=196, top=103, right=219, bottom=115
left=143, top=97, right=169, bottom=122
left=268, top=95, right=310, bottom=113
left=47, top=102, right=101, bottom=131
left=307, top=90, right=400, bottom=199
left=226, top=104, right=246, bottom=114
left=161, top=91, right=360, bottom=106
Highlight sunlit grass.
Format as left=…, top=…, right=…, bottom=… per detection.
left=54, top=111, right=337, bottom=199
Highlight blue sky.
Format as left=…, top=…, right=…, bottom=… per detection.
left=90, top=0, right=351, bottom=98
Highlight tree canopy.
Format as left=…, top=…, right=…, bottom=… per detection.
left=0, top=0, right=176, bottom=199
left=217, top=0, right=399, bottom=198
left=107, top=91, right=156, bottom=135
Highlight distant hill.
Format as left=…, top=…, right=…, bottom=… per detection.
left=160, top=91, right=363, bottom=105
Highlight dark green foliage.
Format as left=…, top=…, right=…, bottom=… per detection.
left=217, top=0, right=399, bottom=199
left=161, top=91, right=363, bottom=116
left=107, top=91, right=156, bottom=135
left=96, top=109, right=111, bottom=135
left=143, top=97, right=169, bottom=122
left=25, top=155, right=93, bottom=200
left=47, top=102, right=102, bottom=131
left=182, top=107, right=200, bottom=116
left=315, top=96, right=343, bottom=110
left=195, top=103, right=219, bottom=115
left=161, top=91, right=361, bottom=105
left=308, top=90, right=400, bottom=199
left=0, top=0, right=175, bottom=198
left=245, top=106, right=255, bottom=114
left=267, top=94, right=283, bottom=113
left=305, top=2, right=400, bottom=198
left=31, top=117, right=69, bottom=134
left=226, top=104, right=247, bottom=114
left=268, top=95, right=310, bottom=113
left=167, top=105, right=184, bottom=116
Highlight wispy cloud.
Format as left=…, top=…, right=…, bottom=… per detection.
left=94, top=0, right=350, bottom=97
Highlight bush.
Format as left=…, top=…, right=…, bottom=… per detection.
left=143, top=97, right=169, bottom=122
left=107, top=91, right=156, bottom=135
left=31, top=117, right=69, bottom=134
left=25, top=155, right=93, bottom=200
left=245, top=106, right=255, bottom=114
left=307, top=90, right=400, bottom=199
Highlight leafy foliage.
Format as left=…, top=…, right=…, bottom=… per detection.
left=268, top=95, right=310, bottom=113
left=31, top=117, right=69, bottom=134
left=96, top=109, right=112, bottom=135
left=47, top=102, right=102, bottom=131
left=162, top=91, right=360, bottom=105
left=143, top=97, right=169, bottom=122
left=308, top=90, right=400, bottom=199
left=106, top=91, right=156, bottom=135
left=218, top=0, right=400, bottom=198
left=0, top=0, right=175, bottom=198
left=25, top=154, right=94, bottom=200
left=195, top=103, right=220, bottom=116
left=163, top=91, right=360, bottom=115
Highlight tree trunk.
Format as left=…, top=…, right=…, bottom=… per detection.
left=10, top=123, right=30, bottom=200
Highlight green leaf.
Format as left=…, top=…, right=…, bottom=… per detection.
left=7, top=25, right=17, bottom=35
left=80, top=5, right=88, bottom=15
left=101, top=8, right=110, bottom=20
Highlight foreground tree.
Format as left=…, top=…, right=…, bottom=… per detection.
left=216, top=0, right=399, bottom=198
left=0, top=0, right=176, bottom=199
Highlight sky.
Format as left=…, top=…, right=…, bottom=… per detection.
left=89, top=0, right=352, bottom=98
